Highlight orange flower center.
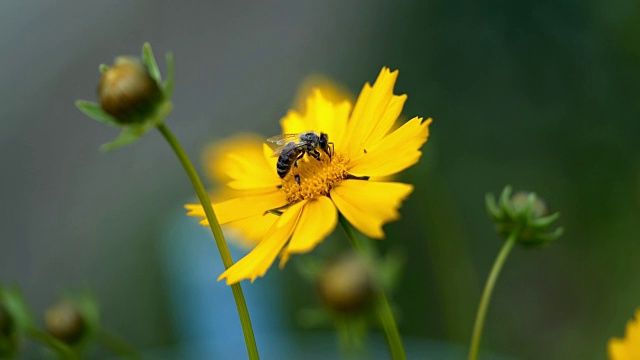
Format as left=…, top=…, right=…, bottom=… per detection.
left=281, top=152, right=348, bottom=203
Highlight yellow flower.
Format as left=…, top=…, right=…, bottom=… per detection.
left=186, top=67, right=432, bottom=284
left=609, top=309, right=640, bottom=359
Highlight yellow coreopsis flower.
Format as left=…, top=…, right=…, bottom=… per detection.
left=609, top=309, right=640, bottom=359
left=186, top=67, right=432, bottom=284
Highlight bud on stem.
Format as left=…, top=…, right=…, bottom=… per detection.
left=98, top=58, right=163, bottom=125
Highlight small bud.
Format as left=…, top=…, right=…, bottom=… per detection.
left=45, top=302, right=86, bottom=345
left=317, top=254, right=374, bottom=313
left=98, top=58, right=163, bottom=124
left=486, top=186, right=563, bottom=247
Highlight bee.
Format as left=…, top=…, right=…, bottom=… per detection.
left=267, top=131, right=333, bottom=185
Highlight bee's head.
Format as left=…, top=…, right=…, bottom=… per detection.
left=319, top=132, right=329, bottom=151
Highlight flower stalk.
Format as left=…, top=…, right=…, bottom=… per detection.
left=467, top=230, right=518, bottom=360
left=338, top=214, right=406, bottom=360
left=96, top=329, right=142, bottom=360
left=156, top=123, right=260, bottom=360
left=27, top=326, right=78, bottom=360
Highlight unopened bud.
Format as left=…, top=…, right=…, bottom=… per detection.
left=45, top=302, right=86, bottom=345
left=511, top=191, right=548, bottom=218
left=486, top=186, right=563, bottom=247
left=317, top=254, right=374, bottom=313
left=98, top=58, right=163, bottom=124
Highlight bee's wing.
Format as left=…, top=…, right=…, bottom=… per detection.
left=270, top=144, right=287, bottom=157
left=270, top=142, right=308, bottom=157
left=266, top=134, right=301, bottom=145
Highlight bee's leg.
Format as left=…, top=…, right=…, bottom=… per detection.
left=294, top=174, right=301, bottom=185
left=328, top=142, right=334, bottom=160
left=293, top=152, right=305, bottom=168
left=310, top=150, right=321, bottom=161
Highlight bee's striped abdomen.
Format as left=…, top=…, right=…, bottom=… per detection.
left=276, top=154, right=291, bottom=178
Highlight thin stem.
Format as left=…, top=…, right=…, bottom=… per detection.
left=96, top=329, right=142, bottom=360
left=338, top=215, right=406, bottom=360
left=156, top=123, right=260, bottom=360
left=468, top=231, right=518, bottom=360
left=27, top=327, right=78, bottom=360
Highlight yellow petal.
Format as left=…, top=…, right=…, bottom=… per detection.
left=608, top=309, right=640, bottom=360
left=330, top=180, right=413, bottom=239
left=224, top=212, right=280, bottom=249
left=280, top=110, right=307, bottom=135
left=292, top=74, right=355, bottom=113
left=202, top=134, right=278, bottom=189
left=608, top=338, right=628, bottom=360
left=306, top=90, right=351, bottom=155
left=348, top=117, right=431, bottom=178
left=218, top=200, right=306, bottom=284
left=280, top=196, right=337, bottom=266
left=279, top=90, right=351, bottom=155
left=262, top=143, right=278, bottom=169
left=223, top=153, right=280, bottom=190
left=344, top=68, right=405, bottom=158
left=185, top=189, right=287, bottom=225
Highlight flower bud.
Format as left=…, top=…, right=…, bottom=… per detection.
left=44, top=301, right=86, bottom=345
left=486, top=186, right=563, bottom=247
left=98, top=58, right=163, bottom=124
left=317, top=254, right=374, bottom=313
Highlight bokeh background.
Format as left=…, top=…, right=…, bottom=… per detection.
left=2, top=1, right=640, bottom=359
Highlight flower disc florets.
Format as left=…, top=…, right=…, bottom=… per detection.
left=281, top=152, right=349, bottom=203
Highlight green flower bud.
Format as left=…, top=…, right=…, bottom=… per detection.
left=98, top=58, right=163, bottom=125
left=76, top=43, right=174, bottom=151
left=317, top=254, right=374, bottom=313
left=486, top=185, right=563, bottom=247
left=45, top=301, right=87, bottom=345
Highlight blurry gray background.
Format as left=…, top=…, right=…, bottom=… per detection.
left=2, top=1, right=640, bottom=359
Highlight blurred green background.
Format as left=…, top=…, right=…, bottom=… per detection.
left=1, top=1, right=640, bottom=359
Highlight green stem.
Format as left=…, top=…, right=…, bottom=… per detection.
left=96, top=329, right=142, bottom=360
left=27, top=327, right=78, bottom=360
left=338, top=215, right=406, bottom=360
left=468, top=231, right=518, bottom=360
left=157, top=123, right=260, bottom=360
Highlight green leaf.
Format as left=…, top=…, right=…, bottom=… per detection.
left=75, top=100, right=120, bottom=127
left=163, top=52, right=175, bottom=98
left=499, top=186, right=516, bottom=219
left=485, top=193, right=502, bottom=220
left=535, top=227, right=564, bottom=244
left=0, top=287, right=32, bottom=332
left=529, top=212, right=560, bottom=230
left=99, top=64, right=109, bottom=73
left=100, top=128, right=141, bottom=152
left=142, top=42, right=161, bottom=84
